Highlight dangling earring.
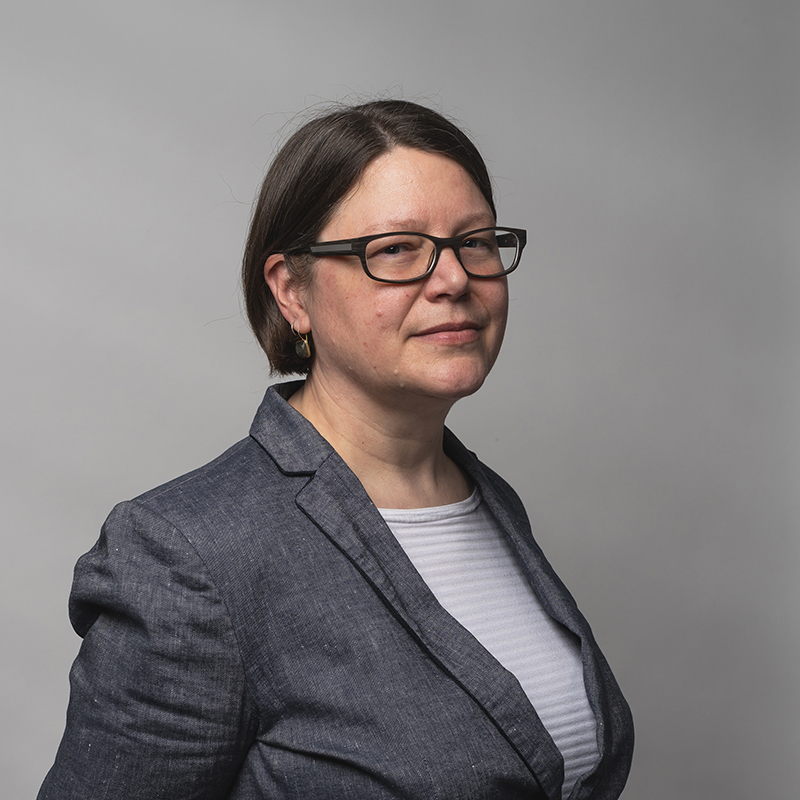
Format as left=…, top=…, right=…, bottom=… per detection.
left=291, top=323, right=311, bottom=359
left=295, top=332, right=311, bottom=359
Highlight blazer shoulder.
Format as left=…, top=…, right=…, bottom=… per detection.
left=134, top=436, right=262, bottom=503
left=132, top=435, right=301, bottom=517
left=93, top=435, right=311, bottom=583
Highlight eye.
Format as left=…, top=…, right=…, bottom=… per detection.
left=364, top=234, right=432, bottom=280
left=366, top=235, right=426, bottom=261
left=379, top=242, right=410, bottom=256
left=461, top=234, right=495, bottom=251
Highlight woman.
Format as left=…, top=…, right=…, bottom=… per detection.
left=39, top=100, right=633, bottom=799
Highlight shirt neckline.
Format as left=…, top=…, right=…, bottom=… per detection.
left=377, top=488, right=481, bottom=522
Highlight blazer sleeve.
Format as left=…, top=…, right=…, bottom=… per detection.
left=38, top=500, right=259, bottom=800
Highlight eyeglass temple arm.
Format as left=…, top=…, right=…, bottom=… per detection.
left=307, top=242, right=356, bottom=256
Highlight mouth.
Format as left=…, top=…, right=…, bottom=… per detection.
left=416, top=320, right=481, bottom=335
left=414, top=320, right=483, bottom=344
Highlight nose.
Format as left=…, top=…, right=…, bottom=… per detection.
left=424, top=244, right=470, bottom=298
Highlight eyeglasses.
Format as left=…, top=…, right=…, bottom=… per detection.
left=289, top=226, right=527, bottom=284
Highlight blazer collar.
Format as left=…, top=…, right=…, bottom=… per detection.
left=248, top=380, right=331, bottom=473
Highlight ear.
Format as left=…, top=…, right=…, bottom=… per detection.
left=263, top=253, right=311, bottom=334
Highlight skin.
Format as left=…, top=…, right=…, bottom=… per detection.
left=264, top=147, right=509, bottom=508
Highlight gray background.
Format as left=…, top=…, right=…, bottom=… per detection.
left=2, top=1, right=797, bottom=797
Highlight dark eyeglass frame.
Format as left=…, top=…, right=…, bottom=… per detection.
left=288, top=226, right=527, bottom=284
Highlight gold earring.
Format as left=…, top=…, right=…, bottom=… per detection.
left=291, top=323, right=311, bottom=359
left=295, top=332, right=311, bottom=359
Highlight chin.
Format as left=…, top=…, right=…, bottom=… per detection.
left=420, top=362, right=493, bottom=402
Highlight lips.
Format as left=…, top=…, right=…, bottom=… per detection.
left=413, top=320, right=484, bottom=345
left=414, top=320, right=481, bottom=336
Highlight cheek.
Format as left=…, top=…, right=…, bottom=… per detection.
left=483, top=281, right=509, bottom=321
left=372, top=289, right=416, bottom=331
left=497, top=295, right=510, bottom=330
left=484, top=284, right=510, bottom=356
left=497, top=281, right=510, bottom=317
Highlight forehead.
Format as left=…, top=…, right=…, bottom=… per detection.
left=323, top=147, right=494, bottom=238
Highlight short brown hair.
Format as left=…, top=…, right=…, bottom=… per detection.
left=242, top=99, right=496, bottom=375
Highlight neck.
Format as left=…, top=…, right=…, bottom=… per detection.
left=289, top=374, right=471, bottom=509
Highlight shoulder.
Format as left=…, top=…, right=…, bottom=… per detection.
left=125, top=381, right=326, bottom=547
left=133, top=435, right=283, bottom=522
left=107, top=435, right=311, bottom=590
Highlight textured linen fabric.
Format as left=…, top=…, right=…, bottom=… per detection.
left=39, top=381, right=633, bottom=800
left=380, top=492, right=600, bottom=798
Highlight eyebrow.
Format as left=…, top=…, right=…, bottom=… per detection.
left=358, top=213, right=495, bottom=236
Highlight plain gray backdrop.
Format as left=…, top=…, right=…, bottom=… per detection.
left=2, top=1, right=798, bottom=797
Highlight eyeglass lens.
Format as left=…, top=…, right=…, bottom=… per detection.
left=363, top=229, right=519, bottom=282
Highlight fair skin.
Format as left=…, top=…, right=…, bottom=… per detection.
left=264, top=147, right=508, bottom=509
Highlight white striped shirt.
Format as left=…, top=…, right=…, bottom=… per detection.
left=379, top=490, right=599, bottom=798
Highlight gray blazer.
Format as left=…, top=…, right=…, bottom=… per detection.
left=39, top=381, right=633, bottom=800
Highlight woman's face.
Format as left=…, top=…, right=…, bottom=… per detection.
left=298, top=147, right=509, bottom=412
